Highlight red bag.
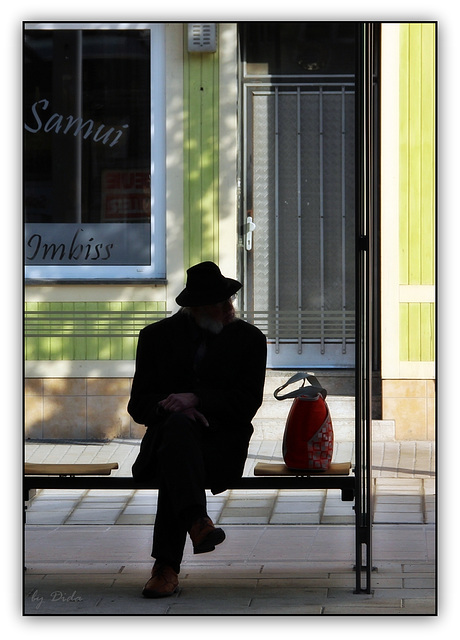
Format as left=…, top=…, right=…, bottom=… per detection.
left=274, top=372, right=334, bottom=471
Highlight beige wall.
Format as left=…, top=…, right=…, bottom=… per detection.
left=382, top=379, right=435, bottom=441
left=25, top=377, right=140, bottom=441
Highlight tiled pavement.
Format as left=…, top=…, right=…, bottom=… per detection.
left=24, top=439, right=437, bottom=615
left=24, top=524, right=436, bottom=615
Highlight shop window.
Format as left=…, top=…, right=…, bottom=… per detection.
left=23, top=23, right=166, bottom=281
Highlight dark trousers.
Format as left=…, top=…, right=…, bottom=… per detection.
left=133, top=413, right=250, bottom=574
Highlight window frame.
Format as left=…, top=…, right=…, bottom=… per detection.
left=23, top=22, right=166, bottom=283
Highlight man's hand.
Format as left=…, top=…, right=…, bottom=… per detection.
left=159, top=392, right=198, bottom=412
left=158, top=393, right=209, bottom=426
left=181, top=407, right=209, bottom=427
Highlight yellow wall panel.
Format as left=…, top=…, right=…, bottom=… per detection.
left=183, top=36, right=220, bottom=269
left=399, top=23, right=436, bottom=364
left=400, top=301, right=435, bottom=362
left=399, top=23, right=435, bottom=288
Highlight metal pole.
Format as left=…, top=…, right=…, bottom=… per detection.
left=274, top=87, right=280, bottom=354
left=297, top=87, right=303, bottom=354
left=354, top=21, right=375, bottom=595
left=341, top=86, right=347, bottom=354
left=319, top=87, right=325, bottom=355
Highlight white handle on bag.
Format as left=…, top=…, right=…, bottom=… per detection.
left=273, top=371, right=327, bottom=401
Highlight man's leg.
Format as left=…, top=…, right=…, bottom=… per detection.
left=151, top=483, right=188, bottom=574
left=155, top=412, right=208, bottom=531
left=143, top=414, right=208, bottom=594
left=142, top=413, right=226, bottom=597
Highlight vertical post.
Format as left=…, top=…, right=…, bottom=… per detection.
left=354, top=21, right=375, bottom=595
left=319, top=87, right=325, bottom=354
left=241, top=85, right=253, bottom=323
left=274, top=87, right=280, bottom=353
left=297, top=87, right=303, bottom=354
left=341, top=86, right=347, bottom=354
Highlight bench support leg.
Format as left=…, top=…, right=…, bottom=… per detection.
left=354, top=522, right=373, bottom=594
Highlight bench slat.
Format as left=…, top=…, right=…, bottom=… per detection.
left=24, top=462, right=119, bottom=476
left=254, top=462, right=351, bottom=476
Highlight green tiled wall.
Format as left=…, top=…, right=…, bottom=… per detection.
left=25, top=301, right=167, bottom=360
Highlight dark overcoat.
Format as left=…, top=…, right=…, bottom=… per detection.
left=128, top=311, right=267, bottom=491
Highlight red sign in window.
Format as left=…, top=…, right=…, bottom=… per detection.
left=102, top=170, right=150, bottom=221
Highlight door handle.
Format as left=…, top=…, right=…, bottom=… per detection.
left=244, top=215, right=256, bottom=251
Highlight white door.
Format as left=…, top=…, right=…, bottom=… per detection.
left=241, top=81, right=356, bottom=368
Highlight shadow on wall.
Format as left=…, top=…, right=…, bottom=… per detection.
left=24, top=369, right=367, bottom=442
left=24, top=377, right=145, bottom=441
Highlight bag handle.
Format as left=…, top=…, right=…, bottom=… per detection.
left=273, top=371, right=327, bottom=401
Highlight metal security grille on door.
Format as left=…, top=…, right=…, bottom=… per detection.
left=242, top=82, right=356, bottom=368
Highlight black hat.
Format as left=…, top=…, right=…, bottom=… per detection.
left=175, top=261, right=242, bottom=307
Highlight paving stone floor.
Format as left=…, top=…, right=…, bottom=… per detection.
left=24, top=524, right=436, bottom=615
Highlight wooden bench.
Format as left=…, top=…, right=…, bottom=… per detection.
left=24, top=460, right=353, bottom=494
left=24, top=460, right=372, bottom=593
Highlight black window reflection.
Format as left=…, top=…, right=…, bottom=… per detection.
left=23, top=29, right=151, bottom=226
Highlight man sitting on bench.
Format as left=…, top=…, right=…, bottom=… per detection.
left=127, top=261, right=267, bottom=598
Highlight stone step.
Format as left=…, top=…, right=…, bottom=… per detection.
left=262, top=369, right=382, bottom=414
left=252, top=417, right=395, bottom=442
left=256, top=393, right=356, bottom=420
left=256, top=370, right=387, bottom=441
left=263, top=369, right=357, bottom=396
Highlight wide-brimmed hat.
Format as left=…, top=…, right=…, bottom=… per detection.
left=175, top=261, right=242, bottom=307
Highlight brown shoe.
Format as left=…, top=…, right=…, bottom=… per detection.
left=142, top=562, right=179, bottom=598
left=189, top=516, right=225, bottom=554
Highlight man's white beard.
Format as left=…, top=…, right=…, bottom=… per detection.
left=195, top=314, right=224, bottom=334
left=184, top=307, right=236, bottom=334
